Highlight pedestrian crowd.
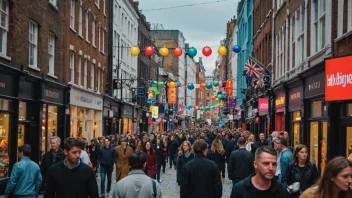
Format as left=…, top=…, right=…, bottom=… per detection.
left=3, top=126, right=352, bottom=198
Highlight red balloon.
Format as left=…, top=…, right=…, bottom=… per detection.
left=144, top=46, right=154, bottom=56
left=211, top=95, right=216, bottom=100
left=174, top=48, right=183, bottom=56
left=202, top=47, right=212, bottom=57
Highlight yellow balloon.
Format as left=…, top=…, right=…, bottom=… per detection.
left=218, top=46, right=227, bottom=56
left=130, top=46, right=140, bottom=56
left=169, top=81, right=176, bottom=88
left=159, top=47, right=169, bottom=57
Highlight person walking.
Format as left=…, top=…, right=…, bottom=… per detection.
left=5, top=144, right=42, bottom=198
left=180, top=139, right=222, bottom=198
left=40, top=136, right=65, bottom=188
left=177, top=141, right=194, bottom=186
left=207, top=137, right=226, bottom=184
left=44, top=138, right=99, bottom=198
left=168, top=135, right=178, bottom=170
left=282, top=144, right=320, bottom=198
left=230, top=146, right=290, bottom=198
left=111, top=151, right=162, bottom=198
left=228, top=137, right=255, bottom=186
left=275, top=136, right=293, bottom=182
left=115, top=138, right=134, bottom=183
left=154, top=138, right=164, bottom=183
left=98, top=137, right=116, bottom=198
left=255, top=133, right=269, bottom=148
left=144, top=141, right=157, bottom=179
left=300, top=157, right=352, bottom=198
left=89, top=138, right=100, bottom=175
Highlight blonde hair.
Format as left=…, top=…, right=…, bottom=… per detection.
left=248, top=135, right=255, bottom=143
left=211, top=140, right=225, bottom=155
left=178, top=141, right=193, bottom=156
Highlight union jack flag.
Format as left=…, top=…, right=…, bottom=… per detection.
left=254, top=75, right=264, bottom=89
left=243, top=58, right=264, bottom=78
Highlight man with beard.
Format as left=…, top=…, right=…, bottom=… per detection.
left=230, top=146, right=289, bottom=198
left=44, top=138, right=98, bottom=198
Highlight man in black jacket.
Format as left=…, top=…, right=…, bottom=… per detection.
left=225, top=133, right=240, bottom=162
left=44, top=138, right=99, bottom=198
left=41, top=136, right=65, bottom=189
left=230, top=146, right=289, bottom=198
left=255, top=133, right=269, bottom=148
left=228, top=137, right=255, bottom=186
left=180, top=139, right=222, bottom=198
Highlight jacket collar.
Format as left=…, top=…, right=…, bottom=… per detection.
left=20, top=157, right=30, bottom=161
left=128, top=170, right=146, bottom=175
left=243, top=173, right=283, bottom=193
left=194, top=154, right=205, bottom=158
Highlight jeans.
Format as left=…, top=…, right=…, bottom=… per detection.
left=157, top=162, right=162, bottom=182
left=169, top=153, right=177, bottom=168
left=100, top=165, right=113, bottom=194
left=162, top=159, right=166, bottom=173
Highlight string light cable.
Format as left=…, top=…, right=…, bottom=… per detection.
left=140, top=0, right=231, bottom=12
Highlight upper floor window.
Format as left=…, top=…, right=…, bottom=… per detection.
left=0, top=0, right=8, bottom=56
left=277, top=0, right=285, bottom=10
left=291, top=2, right=306, bottom=68
left=85, top=11, right=89, bottom=42
left=70, top=0, right=75, bottom=30
left=348, top=0, right=352, bottom=31
left=92, top=20, right=96, bottom=46
left=49, top=0, right=57, bottom=7
left=29, top=21, right=38, bottom=68
left=103, top=0, right=106, bottom=15
left=48, top=33, right=55, bottom=76
left=70, top=51, right=75, bottom=83
left=91, top=63, right=95, bottom=89
left=311, top=0, right=328, bottom=53
left=95, top=0, right=100, bottom=9
left=78, top=2, right=83, bottom=36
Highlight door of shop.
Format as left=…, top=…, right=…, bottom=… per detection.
left=309, top=121, right=328, bottom=175
left=17, top=122, right=30, bottom=146
left=342, top=125, right=352, bottom=159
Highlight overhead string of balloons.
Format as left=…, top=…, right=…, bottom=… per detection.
left=129, top=45, right=242, bottom=57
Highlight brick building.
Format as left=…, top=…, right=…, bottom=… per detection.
left=195, top=58, right=205, bottom=121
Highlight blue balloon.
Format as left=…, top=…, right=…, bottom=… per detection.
left=205, top=83, right=213, bottom=89
left=233, top=45, right=241, bottom=53
left=177, top=81, right=182, bottom=87
left=187, top=83, right=195, bottom=90
left=187, top=47, right=197, bottom=57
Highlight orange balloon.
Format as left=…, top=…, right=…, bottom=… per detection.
left=200, top=83, right=206, bottom=89
left=169, top=82, right=176, bottom=88
left=183, top=81, right=187, bottom=86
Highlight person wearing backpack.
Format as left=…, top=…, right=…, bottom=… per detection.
left=112, top=151, right=162, bottom=198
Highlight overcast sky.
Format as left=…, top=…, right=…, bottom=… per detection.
left=138, top=0, right=240, bottom=76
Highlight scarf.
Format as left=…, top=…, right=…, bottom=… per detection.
left=184, top=152, right=192, bottom=158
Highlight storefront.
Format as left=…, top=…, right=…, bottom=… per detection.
left=304, top=69, right=327, bottom=173
left=102, top=94, right=119, bottom=136
left=258, top=98, right=270, bottom=137
left=288, top=85, right=303, bottom=148
left=275, top=92, right=285, bottom=131
left=122, top=104, right=133, bottom=134
left=70, top=87, right=103, bottom=140
left=325, top=55, right=352, bottom=160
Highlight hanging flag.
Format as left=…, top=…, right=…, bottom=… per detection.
left=154, top=46, right=161, bottom=56
left=243, top=56, right=271, bottom=88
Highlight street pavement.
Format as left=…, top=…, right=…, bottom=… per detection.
left=39, top=165, right=233, bottom=198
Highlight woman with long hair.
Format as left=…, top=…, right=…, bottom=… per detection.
left=143, top=141, right=157, bottom=179
left=154, top=138, right=164, bottom=183
left=301, top=156, right=352, bottom=198
left=88, top=138, right=99, bottom=175
left=176, top=141, right=194, bottom=185
left=208, top=136, right=226, bottom=184
left=283, top=144, right=320, bottom=198
left=135, top=139, right=143, bottom=152
left=245, top=134, right=257, bottom=156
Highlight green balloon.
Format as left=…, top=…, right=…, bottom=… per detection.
left=217, top=95, right=222, bottom=99
left=153, top=80, right=157, bottom=84
left=213, top=81, right=219, bottom=87
left=157, top=82, right=164, bottom=87
left=200, top=106, right=205, bottom=111
left=205, top=106, right=210, bottom=111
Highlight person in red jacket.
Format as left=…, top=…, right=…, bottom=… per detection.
left=143, top=141, right=157, bottom=179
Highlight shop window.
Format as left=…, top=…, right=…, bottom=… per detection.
left=41, top=105, right=47, bottom=156
left=18, top=102, right=26, bottom=121
left=347, top=104, right=352, bottom=116
left=0, top=113, right=9, bottom=178
left=310, top=101, right=322, bottom=117
left=347, top=127, right=352, bottom=158
left=41, top=105, right=58, bottom=157
left=293, top=111, right=301, bottom=121
left=310, top=122, right=319, bottom=166
left=0, top=99, right=11, bottom=111
left=47, top=106, right=57, bottom=150
left=321, top=122, right=328, bottom=175
left=293, top=122, right=300, bottom=148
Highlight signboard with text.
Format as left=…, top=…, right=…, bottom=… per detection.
left=70, top=87, right=103, bottom=110
left=258, top=98, right=269, bottom=115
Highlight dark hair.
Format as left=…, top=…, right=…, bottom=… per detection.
left=255, top=146, right=277, bottom=160
left=292, top=144, right=309, bottom=165
left=316, top=157, right=352, bottom=198
left=18, top=144, right=31, bottom=156
left=64, top=138, right=84, bottom=151
left=192, top=139, right=208, bottom=154
left=228, top=134, right=233, bottom=140
left=277, top=136, right=288, bottom=147
left=105, top=137, right=111, bottom=142
left=143, top=141, right=154, bottom=154
left=129, top=151, right=147, bottom=169
left=237, top=137, right=246, bottom=145
left=234, top=132, right=241, bottom=141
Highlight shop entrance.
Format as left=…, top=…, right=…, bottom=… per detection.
left=309, top=121, right=328, bottom=175
left=17, top=122, right=29, bottom=146
left=344, top=125, right=352, bottom=159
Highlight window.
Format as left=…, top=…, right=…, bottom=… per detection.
left=70, top=0, right=75, bottom=30
left=91, top=63, right=95, bottom=89
left=311, top=0, right=328, bottom=53
left=85, top=11, right=89, bottom=42
left=98, top=24, right=101, bottom=51
left=121, top=43, right=124, bottom=60
left=70, top=51, right=75, bottom=83
left=102, top=30, right=105, bottom=53
left=95, top=0, right=100, bottom=8
left=97, top=69, right=101, bottom=92
left=49, top=0, right=57, bottom=7
left=292, top=3, right=306, bottom=68
left=0, top=0, right=8, bottom=56
left=29, top=21, right=38, bottom=68
left=347, top=103, right=352, bottom=116
left=78, top=55, right=82, bottom=86
left=92, top=20, right=95, bottom=46
left=348, top=0, right=352, bottom=31
left=0, top=112, right=9, bottom=178
left=84, top=58, right=87, bottom=88
left=276, top=26, right=285, bottom=79
left=337, top=0, right=344, bottom=37
left=48, top=33, right=55, bottom=76
left=103, top=0, right=106, bottom=15
left=78, top=3, right=82, bottom=36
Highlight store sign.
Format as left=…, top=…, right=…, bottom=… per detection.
left=305, top=71, right=325, bottom=99
left=275, top=93, right=285, bottom=107
left=151, top=106, right=159, bottom=118
left=258, top=98, right=269, bottom=115
left=70, top=87, right=103, bottom=110
left=289, top=86, right=303, bottom=111
left=42, top=85, right=64, bottom=104
left=0, top=73, right=15, bottom=97
left=178, top=104, right=184, bottom=116
left=325, top=56, right=352, bottom=101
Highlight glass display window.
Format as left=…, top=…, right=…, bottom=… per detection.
left=0, top=99, right=11, bottom=111
left=293, top=122, right=300, bottom=148
left=0, top=113, right=9, bottom=178
left=310, top=101, right=322, bottom=117
left=347, top=104, right=352, bottom=116
left=47, top=106, right=57, bottom=150
left=18, top=102, right=26, bottom=121
left=346, top=127, right=352, bottom=158
left=41, top=105, right=47, bottom=157
left=41, top=104, right=58, bottom=157
left=310, top=122, right=319, bottom=166
left=320, top=122, right=327, bottom=175
left=293, top=111, right=301, bottom=121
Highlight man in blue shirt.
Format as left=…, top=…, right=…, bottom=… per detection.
left=5, top=144, right=42, bottom=198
